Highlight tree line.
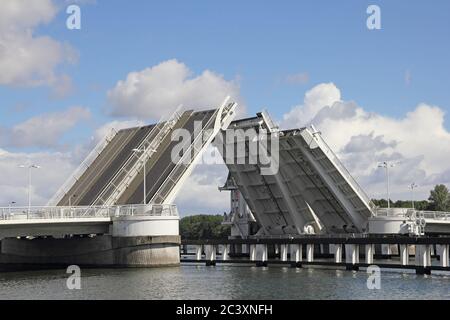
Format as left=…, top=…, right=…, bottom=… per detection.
left=372, top=184, right=450, bottom=212
left=180, top=214, right=231, bottom=240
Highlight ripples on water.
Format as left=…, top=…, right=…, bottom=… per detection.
left=0, top=265, right=449, bottom=300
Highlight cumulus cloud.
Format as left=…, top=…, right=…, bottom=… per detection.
left=0, top=117, right=150, bottom=207
left=0, top=0, right=77, bottom=94
left=107, top=59, right=244, bottom=120
left=282, top=82, right=341, bottom=129
left=0, top=106, right=91, bottom=149
left=0, top=148, right=76, bottom=206
left=282, top=83, right=450, bottom=201
left=175, top=161, right=230, bottom=216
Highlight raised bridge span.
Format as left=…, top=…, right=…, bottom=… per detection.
left=49, top=100, right=237, bottom=208
left=215, top=112, right=450, bottom=236
left=0, top=100, right=237, bottom=268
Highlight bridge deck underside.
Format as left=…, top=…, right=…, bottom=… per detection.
left=222, top=127, right=373, bottom=235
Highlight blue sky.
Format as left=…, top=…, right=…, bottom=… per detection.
left=1, top=0, right=450, bottom=209
left=2, top=1, right=450, bottom=131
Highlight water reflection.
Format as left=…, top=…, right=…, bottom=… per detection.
left=0, top=265, right=449, bottom=300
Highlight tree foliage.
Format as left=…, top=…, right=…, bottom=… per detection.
left=371, top=199, right=429, bottom=210
left=180, top=215, right=231, bottom=240
left=371, top=184, right=450, bottom=211
left=428, top=184, right=450, bottom=211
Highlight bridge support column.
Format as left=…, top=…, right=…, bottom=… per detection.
left=333, top=244, right=342, bottom=263
left=196, top=245, right=203, bottom=261
left=400, top=244, right=409, bottom=266
left=365, top=244, right=374, bottom=264
left=306, top=244, right=314, bottom=262
left=345, top=244, right=359, bottom=271
left=250, top=244, right=256, bottom=261
left=438, top=245, right=449, bottom=268
left=280, top=244, right=288, bottom=262
left=415, top=245, right=432, bottom=275
left=256, top=244, right=268, bottom=267
left=381, top=244, right=392, bottom=256
left=205, top=245, right=216, bottom=266
left=222, top=245, right=230, bottom=261
left=290, top=244, right=302, bottom=267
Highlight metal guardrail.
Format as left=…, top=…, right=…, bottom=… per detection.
left=374, top=208, right=450, bottom=221
left=151, top=99, right=237, bottom=204
left=47, top=128, right=118, bottom=206
left=91, top=107, right=183, bottom=207
left=0, top=204, right=178, bottom=221
left=309, top=127, right=376, bottom=211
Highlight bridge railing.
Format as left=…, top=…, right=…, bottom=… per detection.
left=374, top=208, right=450, bottom=221
left=46, top=128, right=118, bottom=206
left=0, top=204, right=178, bottom=221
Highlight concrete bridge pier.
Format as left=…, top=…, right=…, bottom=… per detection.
left=290, top=244, right=302, bottom=268
left=438, top=245, right=449, bottom=267
left=345, top=244, right=359, bottom=271
left=415, top=244, right=432, bottom=275
left=0, top=214, right=180, bottom=268
left=255, top=244, right=268, bottom=267
left=400, top=244, right=410, bottom=266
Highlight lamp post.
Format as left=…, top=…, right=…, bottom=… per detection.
left=69, top=194, right=77, bottom=208
left=19, top=164, right=41, bottom=218
left=8, top=201, right=16, bottom=219
left=409, top=183, right=418, bottom=210
left=378, top=161, right=398, bottom=210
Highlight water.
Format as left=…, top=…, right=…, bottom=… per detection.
left=0, top=264, right=449, bottom=300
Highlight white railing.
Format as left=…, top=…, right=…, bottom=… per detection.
left=0, top=204, right=178, bottom=221
left=90, top=107, right=183, bottom=207
left=310, top=127, right=376, bottom=211
left=47, top=128, right=118, bottom=206
left=374, top=208, right=450, bottom=221
left=150, top=99, right=237, bottom=204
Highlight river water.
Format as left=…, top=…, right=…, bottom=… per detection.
left=0, top=264, right=449, bottom=300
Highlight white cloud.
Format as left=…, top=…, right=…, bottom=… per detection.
left=0, top=0, right=56, bottom=32
left=282, top=82, right=341, bottom=129
left=0, top=148, right=76, bottom=206
left=0, top=117, right=148, bottom=207
left=1, top=106, right=91, bottom=148
left=93, top=119, right=145, bottom=142
left=107, top=59, right=245, bottom=120
left=0, top=0, right=77, bottom=93
left=282, top=83, right=450, bottom=201
left=175, top=161, right=230, bottom=216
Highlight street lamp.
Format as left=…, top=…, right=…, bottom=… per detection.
left=8, top=201, right=16, bottom=217
left=18, top=164, right=41, bottom=217
left=133, top=146, right=156, bottom=205
left=409, top=183, right=418, bottom=210
left=378, top=161, right=398, bottom=210
left=68, top=194, right=77, bottom=208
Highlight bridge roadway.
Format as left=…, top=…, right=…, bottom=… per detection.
left=0, top=204, right=178, bottom=239
left=53, top=108, right=220, bottom=207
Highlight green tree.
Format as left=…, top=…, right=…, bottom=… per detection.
left=428, top=184, right=450, bottom=211
left=180, top=215, right=231, bottom=240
